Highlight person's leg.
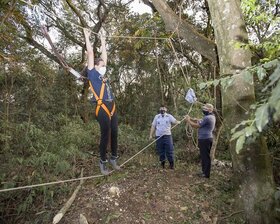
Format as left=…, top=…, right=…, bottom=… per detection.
left=109, top=111, right=120, bottom=170
left=156, top=136, right=166, bottom=168
left=165, top=135, right=174, bottom=169
left=198, top=139, right=206, bottom=175
left=204, top=139, right=213, bottom=178
left=155, top=136, right=160, bottom=155
left=96, top=109, right=110, bottom=161
left=96, top=108, right=110, bottom=175
left=110, top=111, right=118, bottom=158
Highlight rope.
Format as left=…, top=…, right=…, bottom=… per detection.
left=0, top=174, right=104, bottom=193
left=154, top=38, right=164, bottom=104
left=185, top=123, right=193, bottom=138
left=19, top=0, right=170, bottom=41
left=185, top=122, right=198, bottom=149
left=0, top=105, right=195, bottom=193
left=184, top=103, right=199, bottom=149
left=168, top=38, right=190, bottom=85
left=58, top=20, right=170, bottom=40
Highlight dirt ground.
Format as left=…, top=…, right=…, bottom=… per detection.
left=59, top=158, right=240, bottom=224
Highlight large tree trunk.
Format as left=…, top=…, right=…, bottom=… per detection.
left=207, top=0, right=276, bottom=222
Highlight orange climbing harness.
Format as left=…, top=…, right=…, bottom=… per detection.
left=89, top=81, right=115, bottom=119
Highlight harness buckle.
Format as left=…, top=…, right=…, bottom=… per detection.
left=97, top=99, right=103, bottom=106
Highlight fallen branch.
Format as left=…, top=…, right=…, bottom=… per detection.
left=79, top=214, right=89, bottom=224
left=53, top=169, right=84, bottom=224
left=218, top=210, right=244, bottom=222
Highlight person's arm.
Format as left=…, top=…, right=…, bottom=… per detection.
left=83, top=28, right=94, bottom=70
left=175, top=120, right=181, bottom=125
left=149, top=125, right=155, bottom=140
left=170, top=115, right=181, bottom=125
left=190, top=117, right=200, bottom=122
left=185, top=115, right=200, bottom=128
left=100, top=29, right=107, bottom=66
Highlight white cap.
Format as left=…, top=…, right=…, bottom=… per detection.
left=202, top=103, right=214, bottom=112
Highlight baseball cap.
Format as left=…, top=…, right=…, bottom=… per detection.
left=202, top=103, right=214, bottom=111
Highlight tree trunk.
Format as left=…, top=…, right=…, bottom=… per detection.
left=207, top=0, right=276, bottom=222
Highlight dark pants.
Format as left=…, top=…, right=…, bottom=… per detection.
left=198, top=138, right=213, bottom=178
left=96, top=102, right=118, bottom=161
left=155, top=135, right=174, bottom=163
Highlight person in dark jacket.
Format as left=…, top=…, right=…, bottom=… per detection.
left=185, top=103, right=216, bottom=178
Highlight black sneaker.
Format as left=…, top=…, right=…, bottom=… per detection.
left=197, top=173, right=209, bottom=178
left=161, top=161, right=165, bottom=169
left=169, top=161, right=174, bottom=169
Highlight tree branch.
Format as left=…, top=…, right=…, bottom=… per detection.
left=219, top=210, right=244, bottom=221
left=12, top=10, right=62, bottom=66
left=65, top=0, right=87, bottom=27
left=151, top=0, right=218, bottom=64
left=40, top=3, right=84, bottom=47
left=142, top=0, right=157, bottom=13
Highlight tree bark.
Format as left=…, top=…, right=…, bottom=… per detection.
left=207, top=0, right=276, bottom=223
left=151, top=0, right=218, bottom=64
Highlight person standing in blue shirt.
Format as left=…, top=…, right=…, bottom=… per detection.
left=83, top=28, right=120, bottom=175
left=149, top=105, right=180, bottom=169
left=185, top=103, right=216, bottom=178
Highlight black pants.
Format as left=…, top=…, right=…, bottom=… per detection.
left=198, top=138, right=213, bottom=178
left=96, top=102, right=118, bottom=161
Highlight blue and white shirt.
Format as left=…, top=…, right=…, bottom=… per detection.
left=152, top=113, right=177, bottom=136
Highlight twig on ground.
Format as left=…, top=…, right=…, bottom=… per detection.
left=52, top=169, right=84, bottom=224
left=79, top=214, right=89, bottom=224
left=218, top=210, right=244, bottom=222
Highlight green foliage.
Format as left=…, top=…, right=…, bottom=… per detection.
left=233, top=60, right=279, bottom=153
left=241, top=0, right=280, bottom=61
left=200, top=58, right=280, bottom=154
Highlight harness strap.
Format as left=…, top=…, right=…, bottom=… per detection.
left=89, top=81, right=115, bottom=119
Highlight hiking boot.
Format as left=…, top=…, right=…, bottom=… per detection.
left=161, top=161, right=165, bottom=169
left=197, top=173, right=209, bottom=178
left=99, top=160, right=110, bottom=175
left=196, top=172, right=204, bottom=176
left=169, top=161, right=174, bottom=170
left=109, top=157, right=121, bottom=170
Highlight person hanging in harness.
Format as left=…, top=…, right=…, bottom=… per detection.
left=83, top=28, right=120, bottom=175
left=149, top=105, right=181, bottom=169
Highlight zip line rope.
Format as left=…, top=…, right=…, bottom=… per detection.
left=19, top=0, right=170, bottom=41
left=0, top=104, right=194, bottom=193
left=70, top=21, right=170, bottom=40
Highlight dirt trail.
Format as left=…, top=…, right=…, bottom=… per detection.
left=60, top=163, right=237, bottom=224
